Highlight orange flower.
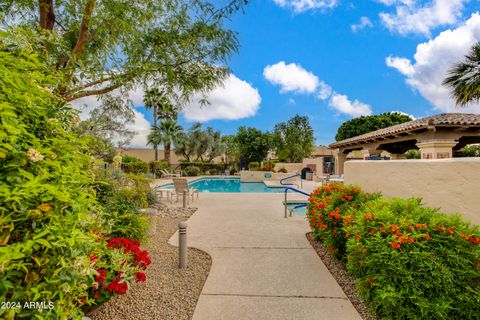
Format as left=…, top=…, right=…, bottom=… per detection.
left=37, top=203, right=52, bottom=212
left=367, top=277, right=376, bottom=286
left=390, top=242, right=401, bottom=249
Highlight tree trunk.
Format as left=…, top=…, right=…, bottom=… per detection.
left=39, top=0, right=55, bottom=30
left=165, top=143, right=171, bottom=165
left=154, top=105, right=158, bottom=161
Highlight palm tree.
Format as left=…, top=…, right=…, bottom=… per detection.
left=147, top=120, right=183, bottom=165
left=144, top=88, right=163, bottom=160
left=443, top=43, right=480, bottom=106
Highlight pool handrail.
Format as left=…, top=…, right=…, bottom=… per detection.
left=280, top=173, right=300, bottom=185
left=283, top=186, right=310, bottom=218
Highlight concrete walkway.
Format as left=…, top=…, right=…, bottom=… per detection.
left=169, top=193, right=362, bottom=320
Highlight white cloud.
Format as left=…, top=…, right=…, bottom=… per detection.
left=351, top=17, right=373, bottom=32
left=330, top=93, right=373, bottom=117
left=317, top=81, right=333, bottom=100
left=391, top=110, right=417, bottom=120
left=263, top=61, right=319, bottom=94
left=288, top=98, right=297, bottom=104
left=182, top=74, right=261, bottom=122
left=126, top=110, right=151, bottom=148
left=379, top=0, right=467, bottom=36
left=386, top=13, right=480, bottom=113
left=273, top=0, right=337, bottom=13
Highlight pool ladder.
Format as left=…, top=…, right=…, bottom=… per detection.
left=283, top=186, right=310, bottom=218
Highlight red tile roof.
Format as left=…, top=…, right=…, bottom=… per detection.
left=329, top=113, right=480, bottom=148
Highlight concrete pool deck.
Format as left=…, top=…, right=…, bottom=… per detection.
left=168, top=193, right=361, bottom=320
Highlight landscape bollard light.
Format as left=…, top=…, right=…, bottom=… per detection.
left=179, top=222, right=188, bottom=268
left=183, top=189, right=188, bottom=208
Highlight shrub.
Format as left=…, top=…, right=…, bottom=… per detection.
left=85, top=236, right=151, bottom=308
left=122, top=155, right=142, bottom=163
left=149, top=160, right=169, bottom=176
left=405, top=149, right=421, bottom=159
left=229, top=168, right=238, bottom=175
left=278, top=167, right=288, bottom=173
left=122, top=161, right=149, bottom=174
left=207, top=169, right=218, bottom=175
left=101, top=211, right=149, bottom=242
left=345, top=197, right=480, bottom=320
left=248, top=161, right=260, bottom=170
left=0, top=49, right=101, bottom=319
left=183, top=165, right=201, bottom=176
left=307, top=183, right=380, bottom=259
left=261, top=160, right=275, bottom=171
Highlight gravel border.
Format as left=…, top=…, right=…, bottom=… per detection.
left=306, top=233, right=379, bottom=320
left=89, top=207, right=211, bottom=320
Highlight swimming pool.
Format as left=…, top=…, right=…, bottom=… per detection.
left=286, top=203, right=308, bottom=216
left=158, top=177, right=285, bottom=193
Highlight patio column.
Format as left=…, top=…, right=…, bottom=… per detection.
left=333, top=149, right=347, bottom=176
left=416, top=140, right=458, bottom=159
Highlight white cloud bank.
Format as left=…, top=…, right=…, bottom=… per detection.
left=263, top=61, right=319, bottom=94
left=183, top=74, right=261, bottom=122
left=379, top=0, right=468, bottom=36
left=72, top=74, right=261, bottom=147
left=386, top=13, right=480, bottom=113
left=264, top=61, right=372, bottom=117
left=273, top=0, right=337, bottom=13
left=351, top=17, right=373, bottom=32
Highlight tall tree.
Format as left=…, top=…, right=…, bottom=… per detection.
left=147, top=120, right=183, bottom=165
left=143, top=88, right=170, bottom=160
left=235, top=126, right=272, bottom=165
left=335, top=112, right=413, bottom=141
left=273, top=115, right=314, bottom=163
left=443, top=43, right=480, bottom=106
left=2, top=0, right=249, bottom=102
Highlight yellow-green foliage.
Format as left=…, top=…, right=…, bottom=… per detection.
left=0, top=49, right=101, bottom=318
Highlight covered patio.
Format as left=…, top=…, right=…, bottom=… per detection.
left=329, top=113, right=480, bottom=175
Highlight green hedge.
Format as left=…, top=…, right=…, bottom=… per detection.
left=178, top=161, right=227, bottom=174
left=308, top=184, right=480, bottom=320
left=183, top=165, right=201, bottom=176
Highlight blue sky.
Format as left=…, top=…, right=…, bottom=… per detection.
left=78, top=0, right=480, bottom=147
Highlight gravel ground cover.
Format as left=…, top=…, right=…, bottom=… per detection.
left=89, top=206, right=211, bottom=320
left=306, top=233, right=378, bottom=320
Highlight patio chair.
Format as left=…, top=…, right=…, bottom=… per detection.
left=160, top=169, right=181, bottom=178
left=172, top=178, right=199, bottom=203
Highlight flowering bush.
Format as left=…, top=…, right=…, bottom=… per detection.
left=345, top=197, right=480, bottom=320
left=83, top=236, right=151, bottom=307
left=307, top=183, right=380, bottom=259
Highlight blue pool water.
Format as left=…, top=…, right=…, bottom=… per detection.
left=286, top=203, right=308, bottom=216
left=159, top=178, right=285, bottom=193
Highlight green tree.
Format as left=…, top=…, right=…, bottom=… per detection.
left=147, top=120, right=183, bottom=165
left=335, top=112, right=413, bottom=141
left=443, top=43, right=480, bottom=106
left=235, top=126, right=272, bottom=165
left=2, top=0, right=249, bottom=102
left=273, top=115, right=314, bottom=162
left=144, top=88, right=177, bottom=160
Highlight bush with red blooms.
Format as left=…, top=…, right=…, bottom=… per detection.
left=307, top=183, right=380, bottom=259
left=345, top=197, right=480, bottom=320
left=82, top=236, right=151, bottom=308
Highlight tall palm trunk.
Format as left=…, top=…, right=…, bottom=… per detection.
left=165, top=142, right=171, bottom=165
left=153, top=105, right=158, bottom=161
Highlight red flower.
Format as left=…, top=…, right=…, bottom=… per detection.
left=96, top=269, right=107, bottom=283
left=390, top=242, right=401, bottom=249
left=93, top=292, right=100, bottom=299
left=89, top=254, right=98, bottom=261
left=135, top=272, right=147, bottom=282
left=367, top=277, right=376, bottom=286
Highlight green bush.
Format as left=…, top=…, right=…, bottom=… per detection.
left=248, top=161, right=260, bottom=170
left=101, top=211, right=149, bottom=242
left=405, top=149, right=421, bottom=159
left=122, top=155, right=143, bottom=163
left=183, top=165, right=201, bottom=176
left=149, top=160, right=169, bottom=176
left=345, top=197, right=480, bottom=320
left=0, top=49, right=100, bottom=319
left=261, top=160, right=275, bottom=171
left=122, top=161, right=149, bottom=174
left=307, top=183, right=380, bottom=259
left=278, top=167, right=288, bottom=173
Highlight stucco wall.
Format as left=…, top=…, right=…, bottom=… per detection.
left=344, top=158, right=480, bottom=225
left=240, top=171, right=297, bottom=182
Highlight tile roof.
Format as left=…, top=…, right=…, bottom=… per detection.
left=329, top=113, right=480, bottom=148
